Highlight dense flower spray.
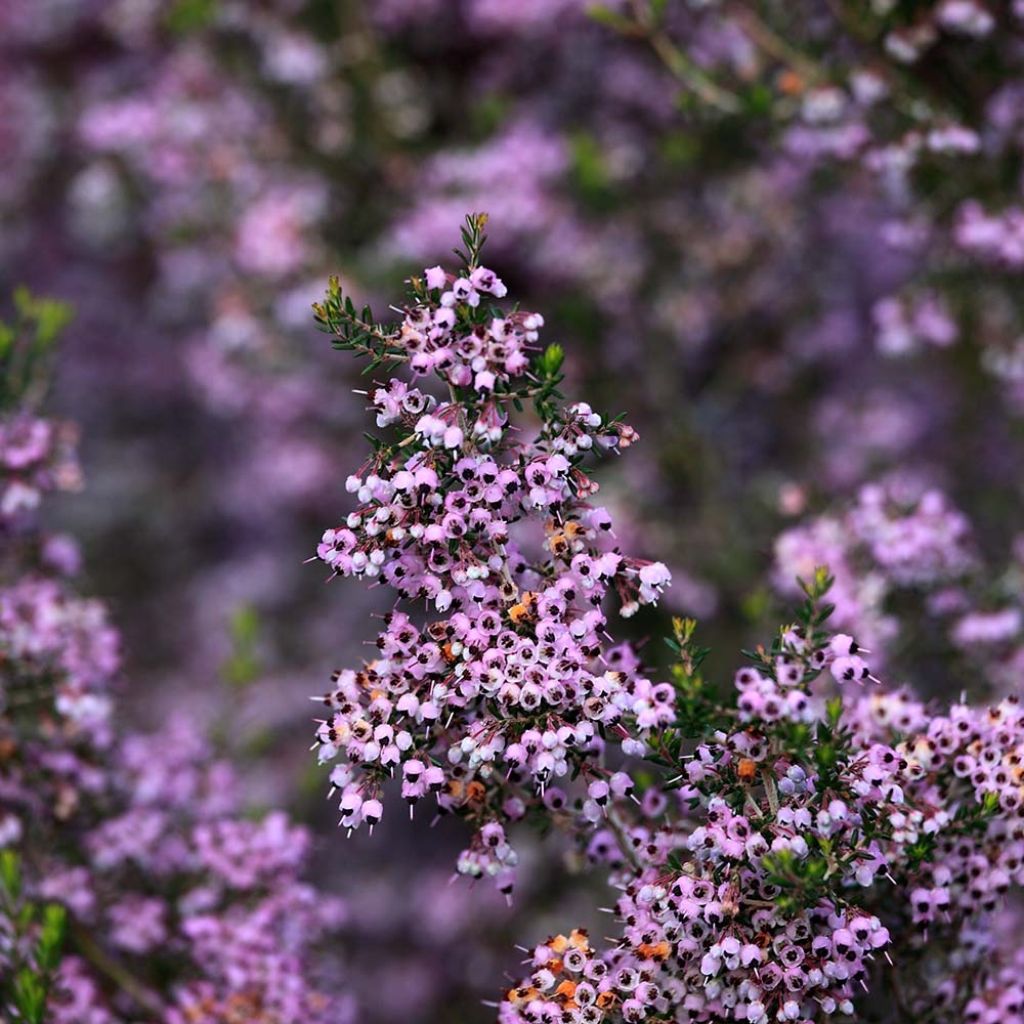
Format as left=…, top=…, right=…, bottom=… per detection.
left=311, top=214, right=673, bottom=895
left=10, top=3, right=1024, bottom=1019
left=320, top=222, right=1024, bottom=1023
left=774, top=479, right=976, bottom=661
left=495, top=600, right=1024, bottom=1024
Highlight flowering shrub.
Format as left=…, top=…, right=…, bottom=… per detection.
left=494, top=615, right=1024, bottom=1024
left=317, top=221, right=1024, bottom=1024
left=0, top=297, right=351, bottom=1023
left=7, top=0, right=1024, bottom=1017
left=311, top=214, right=672, bottom=894
left=774, top=474, right=1024, bottom=703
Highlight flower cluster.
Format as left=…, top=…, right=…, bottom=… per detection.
left=13, top=0, right=1024, bottom=1015
left=852, top=689, right=1024, bottom=920
left=308, top=238, right=1024, bottom=1022
left=2, top=0, right=379, bottom=723
left=498, top=578, right=1024, bottom=1024
left=772, top=474, right=1024, bottom=708
left=1, top=297, right=111, bottom=847
left=0, top=575, right=118, bottom=833
left=774, top=479, right=975, bottom=658
left=312, top=217, right=672, bottom=891
left=0, top=416, right=80, bottom=524
left=40, top=722, right=352, bottom=1024
left=0, top=290, right=79, bottom=527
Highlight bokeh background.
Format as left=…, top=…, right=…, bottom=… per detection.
left=5, top=1, right=1024, bottom=1020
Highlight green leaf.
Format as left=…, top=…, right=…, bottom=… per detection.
left=165, top=0, right=217, bottom=33
left=36, top=904, right=67, bottom=972
left=222, top=604, right=263, bottom=688
left=586, top=4, right=637, bottom=31
left=456, top=212, right=490, bottom=269
left=13, top=968, right=46, bottom=1024
left=744, top=82, right=775, bottom=117
left=660, top=131, right=701, bottom=167
left=570, top=132, right=613, bottom=207
left=538, top=343, right=565, bottom=377
left=0, top=849, right=22, bottom=900
left=470, top=94, right=510, bottom=137
left=825, top=696, right=843, bottom=729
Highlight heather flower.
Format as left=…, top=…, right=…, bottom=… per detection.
left=1, top=387, right=114, bottom=833
left=307, top=223, right=1024, bottom=1022
left=10, top=1, right=1024, bottom=1018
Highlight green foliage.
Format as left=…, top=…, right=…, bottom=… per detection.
left=529, top=343, right=567, bottom=421
left=35, top=906, right=67, bottom=974
left=455, top=213, right=490, bottom=269
left=312, top=274, right=400, bottom=373
left=569, top=133, right=615, bottom=209
left=164, top=0, right=218, bottom=34
left=0, top=852, right=67, bottom=1023
left=222, top=603, right=264, bottom=688
left=469, top=96, right=511, bottom=139
left=537, top=343, right=565, bottom=379
left=0, top=850, right=22, bottom=902
left=738, top=565, right=837, bottom=674
left=742, top=82, right=775, bottom=117
left=667, top=616, right=720, bottom=738
left=644, top=618, right=725, bottom=771
left=761, top=846, right=834, bottom=914
left=585, top=4, right=639, bottom=33
left=0, top=289, right=73, bottom=413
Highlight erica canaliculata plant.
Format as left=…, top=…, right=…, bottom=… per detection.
left=310, top=213, right=673, bottom=897
left=0, top=294, right=351, bottom=1024
left=494, top=571, right=1024, bottom=1024
left=313, top=220, right=1024, bottom=1024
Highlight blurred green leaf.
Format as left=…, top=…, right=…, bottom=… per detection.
left=586, top=4, right=637, bottom=32
left=36, top=905, right=67, bottom=973
left=570, top=132, right=615, bottom=209
left=222, top=604, right=263, bottom=688
left=470, top=94, right=510, bottom=138
left=0, top=849, right=22, bottom=900
left=1, top=288, right=74, bottom=412
left=660, top=131, right=701, bottom=167
left=740, top=587, right=770, bottom=623
left=538, top=343, right=565, bottom=378
left=165, top=0, right=218, bottom=34
left=13, top=968, right=46, bottom=1024
left=743, top=82, right=775, bottom=117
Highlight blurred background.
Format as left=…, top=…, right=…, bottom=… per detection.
left=4, top=0, right=1024, bottom=1020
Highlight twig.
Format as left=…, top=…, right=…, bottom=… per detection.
left=728, top=4, right=826, bottom=85
left=72, top=925, right=165, bottom=1018
left=606, top=807, right=644, bottom=872
left=629, top=0, right=741, bottom=114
